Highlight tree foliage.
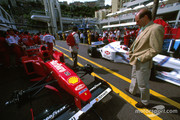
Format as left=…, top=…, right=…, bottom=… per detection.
left=60, top=4, right=110, bottom=18
left=1, top=1, right=110, bottom=30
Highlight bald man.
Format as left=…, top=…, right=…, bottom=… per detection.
left=125, top=8, right=164, bottom=108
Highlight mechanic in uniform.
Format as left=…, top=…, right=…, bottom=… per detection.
left=43, top=31, right=56, bottom=53
left=33, top=33, right=41, bottom=45
left=6, top=28, right=23, bottom=67
left=87, top=30, right=91, bottom=45
left=125, top=8, right=164, bottom=108
left=123, top=28, right=130, bottom=47
left=19, top=31, right=35, bottom=47
left=69, top=26, right=80, bottom=69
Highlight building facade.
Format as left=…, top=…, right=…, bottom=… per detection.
left=95, top=9, right=111, bottom=20
left=98, top=0, right=180, bottom=29
left=96, top=0, right=105, bottom=7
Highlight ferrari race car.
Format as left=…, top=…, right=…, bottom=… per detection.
left=88, top=39, right=180, bottom=86
left=5, top=44, right=112, bottom=120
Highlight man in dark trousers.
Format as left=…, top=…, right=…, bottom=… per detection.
left=125, top=8, right=164, bottom=108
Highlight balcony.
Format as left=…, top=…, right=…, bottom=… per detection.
left=100, top=2, right=180, bottom=26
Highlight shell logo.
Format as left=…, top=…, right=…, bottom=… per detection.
left=68, top=76, right=79, bottom=84
left=105, top=51, right=110, bottom=55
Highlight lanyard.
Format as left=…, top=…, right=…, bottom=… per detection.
left=132, top=21, right=153, bottom=52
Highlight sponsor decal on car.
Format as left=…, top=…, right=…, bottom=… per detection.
left=75, top=84, right=85, bottom=91
left=50, top=60, right=66, bottom=73
left=79, top=88, right=87, bottom=95
left=95, top=89, right=109, bottom=102
left=64, top=71, right=71, bottom=76
left=68, top=76, right=79, bottom=84
left=44, top=105, right=67, bottom=120
left=69, top=88, right=111, bottom=120
left=105, top=51, right=110, bottom=55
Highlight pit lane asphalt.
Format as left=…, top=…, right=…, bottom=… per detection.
left=54, top=40, right=180, bottom=120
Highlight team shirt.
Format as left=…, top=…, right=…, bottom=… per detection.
left=6, top=35, right=18, bottom=46
left=43, top=34, right=55, bottom=43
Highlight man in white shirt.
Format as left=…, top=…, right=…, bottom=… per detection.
left=6, top=29, right=23, bottom=67
left=43, top=31, right=56, bottom=52
left=116, top=28, right=121, bottom=41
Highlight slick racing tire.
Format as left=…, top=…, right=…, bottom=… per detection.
left=88, top=48, right=93, bottom=57
left=88, top=47, right=96, bottom=57
left=150, top=62, right=156, bottom=81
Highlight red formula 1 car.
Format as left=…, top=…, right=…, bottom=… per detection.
left=5, top=45, right=112, bottom=120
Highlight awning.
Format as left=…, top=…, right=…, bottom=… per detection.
left=133, top=5, right=146, bottom=10
left=106, top=8, right=134, bottom=17
left=102, top=22, right=136, bottom=29
left=31, top=15, right=50, bottom=22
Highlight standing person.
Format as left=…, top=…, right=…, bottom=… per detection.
left=39, top=32, right=44, bottom=44
left=80, top=31, right=84, bottom=43
left=102, top=30, right=107, bottom=40
left=123, top=28, right=130, bottom=47
left=6, top=29, right=23, bottom=67
left=43, top=31, right=56, bottom=53
left=87, top=30, right=91, bottom=45
left=116, top=28, right=121, bottom=41
left=125, top=8, right=164, bottom=108
left=95, top=32, right=99, bottom=42
left=62, top=32, right=66, bottom=41
left=19, top=31, right=34, bottom=46
left=66, top=26, right=80, bottom=68
left=33, top=33, right=41, bottom=45
left=83, top=31, right=87, bottom=43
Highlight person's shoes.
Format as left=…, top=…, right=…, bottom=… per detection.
left=125, top=88, right=136, bottom=96
left=135, top=102, right=148, bottom=108
left=125, top=88, right=132, bottom=94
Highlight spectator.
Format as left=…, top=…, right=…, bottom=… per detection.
left=80, top=31, right=84, bottom=43
left=116, top=28, right=121, bottom=41
left=125, top=8, right=164, bottom=108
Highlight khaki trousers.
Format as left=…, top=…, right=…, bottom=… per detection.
left=129, top=61, right=151, bottom=105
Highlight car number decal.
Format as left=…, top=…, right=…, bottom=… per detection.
left=50, top=60, right=66, bottom=73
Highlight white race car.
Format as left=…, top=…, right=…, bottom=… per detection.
left=88, top=39, right=180, bottom=86
left=88, top=41, right=130, bottom=64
